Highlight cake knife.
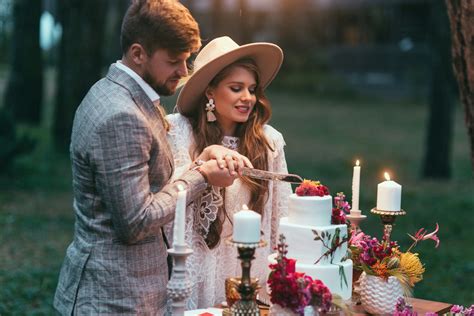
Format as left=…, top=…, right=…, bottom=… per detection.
left=240, top=167, right=304, bottom=184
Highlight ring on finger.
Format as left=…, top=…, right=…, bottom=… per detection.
left=225, top=154, right=233, bottom=159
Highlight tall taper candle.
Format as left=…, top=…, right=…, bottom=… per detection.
left=376, top=172, right=402, bottom=211
left=233, top=205, right=261, bottom=243
left=173, top=184, right=187, bottom=247
left=351, top=160, right=361, bottom=213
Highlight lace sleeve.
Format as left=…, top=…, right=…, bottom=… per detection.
left=265, top=125, right=292, bottom=250
left=166, top=113, right=194, bottom=180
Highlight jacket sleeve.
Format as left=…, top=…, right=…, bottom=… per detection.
left=92, top=111, right=207, bottom=244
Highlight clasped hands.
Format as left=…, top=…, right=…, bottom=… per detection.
left=193, top=145, right=253, bottom=187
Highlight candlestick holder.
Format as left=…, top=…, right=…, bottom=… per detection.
left=370, top=208, right=406, bottom=243
left=347, top=210, right=367, bottom=233
left=226, top=239, right=267, bottom=316
left=166, top=245, right=193, bottom=316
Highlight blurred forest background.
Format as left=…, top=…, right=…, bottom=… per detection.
left=0, top=0, right=472, bottom=313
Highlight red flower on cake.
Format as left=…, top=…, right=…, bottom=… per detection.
left=295, top=180, right=330, bottom=197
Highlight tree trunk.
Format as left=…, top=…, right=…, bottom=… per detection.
left=4, top=0, right=43, bottom=124
left=445, top=0, right=474, bottom=172
left=422, top=1, right=456, bottom=179
left=53, top=0, right=107, bottom=151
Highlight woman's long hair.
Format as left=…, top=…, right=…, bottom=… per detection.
left=189, top=58, right=274, bottom=248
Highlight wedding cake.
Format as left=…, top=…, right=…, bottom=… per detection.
left=269, top=180, right=353, bottom=300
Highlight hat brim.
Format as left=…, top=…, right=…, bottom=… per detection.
left=176, top=43, right=283, bottom=116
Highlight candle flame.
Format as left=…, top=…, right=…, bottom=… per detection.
left=384, top=172, right=391, bottom=181
left=242, top=204, right=249, bottom=210
left=177, top=184, right=185, bottom=191
left=356, top=160, right=360, bottom=166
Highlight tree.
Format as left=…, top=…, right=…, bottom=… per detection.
left=53, top=0, right=107, bottom=151
left=3, top=0, right=43, bottom=124
left=422, top=1, right=457, bottom=179
left=445, top=0, right=474, bottom=172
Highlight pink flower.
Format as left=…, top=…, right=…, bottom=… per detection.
left=408, top=223, right=440, bottom=248
left=451, top=305, right=464, bottom=313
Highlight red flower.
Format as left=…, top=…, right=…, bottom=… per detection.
left=295, top=180, right=330, bottom=197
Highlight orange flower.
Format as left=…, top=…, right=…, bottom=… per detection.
left=372, top=261, right=390, bottom=279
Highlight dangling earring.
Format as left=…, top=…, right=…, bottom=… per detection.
left=205, top=98, right=216, bottom=122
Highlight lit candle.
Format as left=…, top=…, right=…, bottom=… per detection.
left=173, top=184, right=187, bottom=248
left=376, top=172, right=402, bottom=211
left=233, top=205, right=261, bottom=243
left=351, top=160, right=361, bottom=214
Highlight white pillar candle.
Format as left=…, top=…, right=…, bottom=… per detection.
left=173, top=184, right=187, bottom=247
left=351, top=160, right=361, bottom=214
left=233, top=205, right=261, bottom=243
left=376, top=172, right=402, bottom=211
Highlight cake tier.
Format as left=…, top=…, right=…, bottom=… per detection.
left=279, top=217, right=349, bottom=265
left=268, top=254, right=353, bottom=301
left=288, top=193, right=332, bottom=226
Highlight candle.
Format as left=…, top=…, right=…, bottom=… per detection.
left=351, top=160, right=361, bottom=214
left=376, top=172, right=402, bottom=211
left=233, top=205, right=261, bottom=243
left=173, top=184, right=187, bottom=248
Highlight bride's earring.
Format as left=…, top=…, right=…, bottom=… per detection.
left=205, top=98, right=217, bottom=122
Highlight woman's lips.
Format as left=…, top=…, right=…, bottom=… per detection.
left=235, top=105, right=250, bottom=113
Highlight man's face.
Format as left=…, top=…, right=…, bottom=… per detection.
left=142, top=49, right=190, bottom=96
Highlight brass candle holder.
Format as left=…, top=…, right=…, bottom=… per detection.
left=370, top=208, right=406, bottom=243
left=226, top=238, right=267, bottom=316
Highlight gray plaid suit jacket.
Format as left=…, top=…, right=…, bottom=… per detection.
left=54, top=64, right=207, bottom=315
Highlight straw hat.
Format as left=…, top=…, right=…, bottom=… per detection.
left=176, top=36, right=283, bottom=116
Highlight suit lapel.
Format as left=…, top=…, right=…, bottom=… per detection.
left=106, top=64, right=174, bottom=172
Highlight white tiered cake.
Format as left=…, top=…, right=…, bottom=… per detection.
left=269, top=183, right=353, bottom=300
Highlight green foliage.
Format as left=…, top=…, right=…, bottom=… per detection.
left=0, top=108, right=36, bottom=171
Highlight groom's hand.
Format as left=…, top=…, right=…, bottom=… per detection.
left=198, top=145, right=253, bottom=175
left=199, top=160, right=237, bottom=187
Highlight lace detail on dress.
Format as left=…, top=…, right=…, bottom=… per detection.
left=222, top=136, right=239, bottom=150
left=193, top=186, right=223, bottom=239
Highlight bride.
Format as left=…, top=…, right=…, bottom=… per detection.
left=167, top=36, right=292, bottom=309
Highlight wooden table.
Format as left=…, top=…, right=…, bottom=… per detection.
left=254, top=297, right=452, bottom=315
left=349, top=297, right=453, bottom=315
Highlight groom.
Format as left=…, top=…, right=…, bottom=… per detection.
left=53, top=1, right=250, bottom=314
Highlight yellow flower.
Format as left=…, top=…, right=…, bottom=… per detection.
left=400, top=252, right=425, bottom=286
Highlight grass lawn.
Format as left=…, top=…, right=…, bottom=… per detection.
left=0, top=92, right=473, bottom=314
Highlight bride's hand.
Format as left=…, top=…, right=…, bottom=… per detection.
left=197, top=145, right=253, bottom=174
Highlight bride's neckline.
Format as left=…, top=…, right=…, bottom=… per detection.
left=222, top=136, right=239, bottom=150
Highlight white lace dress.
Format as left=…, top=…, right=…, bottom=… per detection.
left=166, top=113, right=292, bottom=310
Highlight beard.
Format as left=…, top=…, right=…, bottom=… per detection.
left=142, top=70, right=178, bottom=96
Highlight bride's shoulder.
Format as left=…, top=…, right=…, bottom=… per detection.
left=166, top=113, right=192, bottom=134
left=263, top=124, right=286, bottom=150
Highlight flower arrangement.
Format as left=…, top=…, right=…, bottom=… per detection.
left=295, top=180, right=329, bottom=197
left=268, top=234, right=332, bottom=315
left=349, top=223, right=440, bottom=294
left=331, top=192, right=350, bottom=224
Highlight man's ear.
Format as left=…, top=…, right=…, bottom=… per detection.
left=128, top=43, right=147, bottom=65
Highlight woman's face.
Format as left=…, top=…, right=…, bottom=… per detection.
left=206, top=66, right=257, bottom=135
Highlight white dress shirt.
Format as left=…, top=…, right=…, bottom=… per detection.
left=115, top=60, right=160, bottom=103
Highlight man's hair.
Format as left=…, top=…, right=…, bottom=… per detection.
left=121, top=0, right=201, bottom=55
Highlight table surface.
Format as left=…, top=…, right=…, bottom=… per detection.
left=253, top=297, right=452, bottom=315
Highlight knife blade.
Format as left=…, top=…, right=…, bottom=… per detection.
left=241, top=167, right=304, bottom=184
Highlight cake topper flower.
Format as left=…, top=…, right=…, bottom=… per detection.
left=295, top=180, right=330, bottom=197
